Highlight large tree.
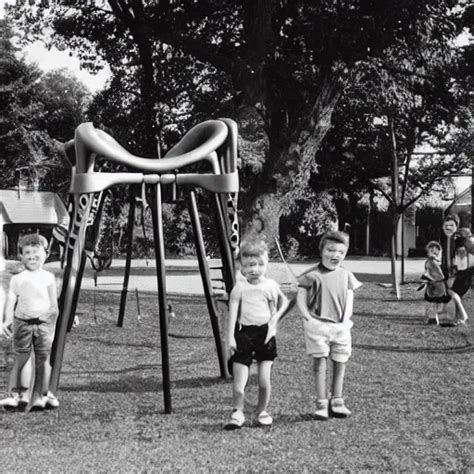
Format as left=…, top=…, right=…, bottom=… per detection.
left=8, top=0, right=470, bottom=243
left=0, top=20, right=90, bottom=193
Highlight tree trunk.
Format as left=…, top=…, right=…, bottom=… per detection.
left=390, top=212, right=401, bottom=300
left=241, top=192, right=283, bottom=246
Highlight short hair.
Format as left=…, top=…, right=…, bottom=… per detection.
left=239, top=240, right=268, bottom=260
left=319, top=230, right=349, bottom=251
left=443, top=213, right=460, bottom=226
left=18, top=234, right=49, bottom=253
left=425, top=240, right=442, bottom=252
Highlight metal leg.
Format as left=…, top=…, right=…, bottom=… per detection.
left=50, top=194, right=92, bottom=394
left=66, top=251, right=87, bottom=331
left=188, top=190, right=227, bottom=378
left=118, top=186, right=136, bottom=327
left=150, top=184, right=172, bottom=413
left=213, top=193, right=236, bottom=293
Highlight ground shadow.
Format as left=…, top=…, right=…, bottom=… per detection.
left=354, top=342, right=473, bottom=354
left=61, top=374, right=226, bottom=393
left=355, top=311, right=424, bottom=325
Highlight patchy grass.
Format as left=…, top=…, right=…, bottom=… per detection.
left=0, top=283, right=473, bottom=472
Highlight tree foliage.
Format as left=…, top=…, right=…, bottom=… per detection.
left=0, top=20, right=89, bottom=193
left=7, top=1, right=472, bottom=246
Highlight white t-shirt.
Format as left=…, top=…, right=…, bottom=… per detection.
left=230, top=277, right=282, bottom=326
left=9, top=269, right=56, bottom=320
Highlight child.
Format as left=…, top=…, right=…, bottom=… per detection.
left=296, top=230, right=361, bottom=420
left=225, top=240, right=290, bottom=430
left=451, top=232, right=473, bottom=299
left=422, top=241, right=468, bottom=325
left=0, top=234, right=59, bottom=411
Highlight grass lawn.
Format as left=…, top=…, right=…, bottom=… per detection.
left=0, top=282, right=472, bottom=472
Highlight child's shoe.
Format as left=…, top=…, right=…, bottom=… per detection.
left=43, top=391, right=59, bottom=409
left=329, top=397, right=351, bottom=418
left=29, top=396, right=46, bottom=412
left=256, top=411, right=273, bottom=427
left=0, top=393, right=19, bottom=410
left=314, top=399, right=329, bottom=420
left=224, top=409, right=245, bottom=430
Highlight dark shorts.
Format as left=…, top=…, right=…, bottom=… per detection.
left=13, top=317, right=55, bottom=355
left=230, top=324, right=277, bottom=367
left=451, top=269, right=473, bottom=298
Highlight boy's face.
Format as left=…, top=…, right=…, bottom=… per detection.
left=455, top=246, right=467, bottom=258
left=20, top=244, right=47, bottom=271
left=240, top=253, right=268, bottom=284
left=321, top=240, right=347, bottom=270
left=442, top=219, right=457, bottom=237
left=427, top=245, right=441, bottom=261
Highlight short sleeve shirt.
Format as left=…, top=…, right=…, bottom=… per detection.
left=297, top=264, right=362, bottom=323
left=230, top=277, right=281, bottom=326
left=10, top=269, right=56, bottom=320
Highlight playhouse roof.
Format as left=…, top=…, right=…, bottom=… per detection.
left=0, top=189, right=69, bottom=226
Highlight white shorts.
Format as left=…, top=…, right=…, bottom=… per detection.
left=303, top=318, right=352, bottom=363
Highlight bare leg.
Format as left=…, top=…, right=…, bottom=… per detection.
left=313, top=357, right=327, bottom=400
left=256, top=360, right=273, bottom=415
left=41, top=354, right=52, bottom=396
left=449, top=291, right=468, bottom=323
left=30, top=350, right=48, bottom=404
left=14, top=351, right=32, bottom=390
left=232, top=362, right=249, bottom=411
left=331, top=361, right=346, bottom=398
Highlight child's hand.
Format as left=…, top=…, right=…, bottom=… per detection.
left=228, top=336, right=237, bottom=358
left=265, top=319, right=277, bottom=344
left=2, top=322, right=12, bottom=339
left=50, top=308, right=59, bottom=320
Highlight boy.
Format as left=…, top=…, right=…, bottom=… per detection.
left=225, top=240, right=290, bottom=430
left=296, top=230, right=361, bottom=420
left=1, top=234, right=59, bottom=411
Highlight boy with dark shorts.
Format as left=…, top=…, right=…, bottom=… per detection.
left=0, top=234, right=59, bottom=411
left=224, top=240, right=289, bottom=429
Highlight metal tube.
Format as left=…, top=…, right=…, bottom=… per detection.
left=118, top=186, right=136, bottom=327
left=151, top=184, right=172, bottom=413
left=188, top=190, right=226, bottom=378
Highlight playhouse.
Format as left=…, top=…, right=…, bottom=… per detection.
left=0, top=189, right=69, bottom=260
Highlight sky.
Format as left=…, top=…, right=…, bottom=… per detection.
left=0, top=0, right=110, bottom=93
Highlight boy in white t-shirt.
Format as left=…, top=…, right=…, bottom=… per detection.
left=224, top=240, right=290, bottom=429
left=0, top=234, right=59, bottom=411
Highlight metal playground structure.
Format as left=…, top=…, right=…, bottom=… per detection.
left=50, top=119, right=240, bottom=413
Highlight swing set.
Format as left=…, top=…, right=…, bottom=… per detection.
left=50, top=119, right=240, bottom=413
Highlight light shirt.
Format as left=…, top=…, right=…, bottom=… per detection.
left=298, top=264, right=362, bottom=323
left=231, top=277, right=281, bottom=326
left=9, top=269, right=56, bottom=320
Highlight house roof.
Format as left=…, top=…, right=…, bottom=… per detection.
left=0, top=189, right=69, bottom=226
left=449, top=186, right=471, bottom=209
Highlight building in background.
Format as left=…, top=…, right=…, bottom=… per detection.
left=0, top=189, right=69, bottom=260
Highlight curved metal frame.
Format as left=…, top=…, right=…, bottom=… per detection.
left=51, top=119, right=239, bottom=413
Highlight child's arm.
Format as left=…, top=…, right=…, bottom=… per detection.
left=264, top=288, right=290, bottom=344
left=46, top=277, right=59, bottom=320
left=226, top=289, right=240, bottom=357
left=296, top=286, right=313, bottom=322
left=341, top=289, right=354, bottom=322
left=3, top=287, right=17, bottom=338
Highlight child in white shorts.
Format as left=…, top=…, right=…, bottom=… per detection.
left=297, top=230, right=361, bottom=420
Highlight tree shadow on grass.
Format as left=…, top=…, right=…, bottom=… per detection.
left=355, top=312, right=424, bottom=325
left=61, top=374, right=225, bottom=393
left=354, top=342, right=474, bottom=354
